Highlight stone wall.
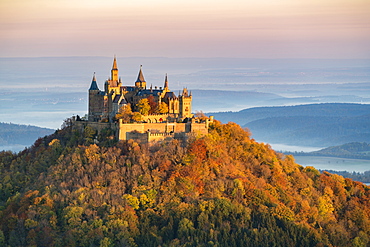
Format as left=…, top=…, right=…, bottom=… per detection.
left=73, top=121, right=117, bottom=135
left=74, top=118, right=210, bottom=143
left=118, top=120, right=209, bottom=141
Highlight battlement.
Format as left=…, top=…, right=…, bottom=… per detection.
left=118, top=119, right=210, bottom=143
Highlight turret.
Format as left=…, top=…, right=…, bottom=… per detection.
left=89, top=72, right=99, bottom=91
left=88, top=73, right=104, bottom=122
left=135, top=65, right=146, bottom=89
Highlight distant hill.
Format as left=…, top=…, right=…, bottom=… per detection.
left=0, top=122, right=54, bottom=151
left=292, top=142, right=370, bottom=160
left=208, top=103, right=370, bottom=147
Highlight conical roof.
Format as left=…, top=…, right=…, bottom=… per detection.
left=89, top=73, right=99, bottom=90
left=135, top=65, right=146, bottom=83
left=164, top=73, right=169, bottom=89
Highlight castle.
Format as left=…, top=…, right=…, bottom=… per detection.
left=76, top=57, right=211, bottom=142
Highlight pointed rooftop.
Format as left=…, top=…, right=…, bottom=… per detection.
left=136, top=65, right=146, bottom=83
left=89, top=72, right=99, bottom=90
left=164, top=73, right=169, bottom=89
left=112, top=56, right=118, bottom=70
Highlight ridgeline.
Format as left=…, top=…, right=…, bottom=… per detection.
left=0, top=120, right=369, bottom=246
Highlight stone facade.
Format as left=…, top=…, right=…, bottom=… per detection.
left=88, top=57, right=193, bottom=123
left=79, top=56, right=211, bottom=143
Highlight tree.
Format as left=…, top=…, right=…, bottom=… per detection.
left=147, top=95, right=157, bottom=115
left=132, top=112, right=142, bottom=122
left=116, top=104, right=133, bottom=123
left=137, top=99, right=150, bottom=116
left=84, top=126, right=96, bottom=145
left=156, top=102, right=168, bottom=114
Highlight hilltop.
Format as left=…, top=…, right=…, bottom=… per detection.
left=0, top=120, right=369, bottom=246
left=209, top=103, right=370, bottom=147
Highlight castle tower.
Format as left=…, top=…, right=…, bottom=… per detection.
left=135, top=65, right=146, bottom=89
left=111, top=56, right=119, bottom=82
left=88, top=73, right=104, bottom=121
left=179, top=88, right=192, bottom=119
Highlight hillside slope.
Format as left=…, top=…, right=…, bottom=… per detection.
left=0, top=121, right=369, bottom=246
left=209, top=103, right=370, bottom=146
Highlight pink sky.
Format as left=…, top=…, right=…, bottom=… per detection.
left=1, top=0, right=369, bottom=58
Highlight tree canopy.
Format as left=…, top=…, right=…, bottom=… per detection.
left=136, top=98, right=150, bottom=116
left=0, top=121, right=369, bottom=246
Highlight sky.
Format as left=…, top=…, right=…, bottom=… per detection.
left=0, top=0, right=370, bottom=58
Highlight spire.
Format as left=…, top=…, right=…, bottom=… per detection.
left=89, top=72, right=99, bottom=90
left=136, top=65, right=145, bottom=83
left=111, top=56, right=119, bottom=81
left=112, top=55, right=118, bottom=70
left=164, top=73, right=169, bottom=89
left=135, top=65, right=146, bottom=89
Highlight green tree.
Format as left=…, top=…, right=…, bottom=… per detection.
left=137, top=98, right=150, bottom=116
left=0, top=230, right=4, bottom=246
left=84, top=126, right=96, bottom=145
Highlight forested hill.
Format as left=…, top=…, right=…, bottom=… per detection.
left=209, top=103, right=370, bottom=126
left=0, top=121, right=370, bottom=246
left=208, top=103, right=370, bottom=146
left=293, top=142, right=370, bottom=160
left=0, top=122, right=54, bottom=150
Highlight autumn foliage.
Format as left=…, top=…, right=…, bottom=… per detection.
left=0, top=121, right=369, bottom=246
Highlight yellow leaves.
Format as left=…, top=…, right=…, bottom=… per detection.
left=63, top=206, right=84, bottom=227
left=232, top=178, right=245, bottom=199
left=85, top=144, right=100, bottom=162
left=199, top=200, right=216, bottom=212
left=139, top=194, right=149, bottom=206
left=324, top=186, right=334, bottom=197
left=300, top=187, right=311, bottom=197
left=78, top=192, right=86, bottom=203
left=123, top=194, right=140, bottom=210
left=318, top=194, right=334, bottom=218
left=303, top=166, right=320, bottom=178
left=330, top=173, right=346, bottom=185
left=49, top=139, right=61, bottom=147
left=271, top=203, right=295, bottom=222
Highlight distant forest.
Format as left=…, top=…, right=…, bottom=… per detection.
left=0, top=122, right=54, bottom=146
left=289, top=142, right=370, bottom=160
left=209, top=103, right=370, bottom=147
left=286, top=142, right=370, bottom=183
left=321, top=170, right=370, bottom=184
